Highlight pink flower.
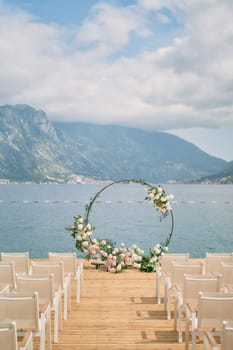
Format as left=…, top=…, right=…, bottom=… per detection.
left=108, top=267, right=116, bottom=273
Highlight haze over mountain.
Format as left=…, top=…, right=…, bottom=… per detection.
left=0, top=104, right=229, bottom=183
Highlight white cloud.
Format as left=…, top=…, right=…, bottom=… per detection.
left=0, top=0, right=232, bottom=134
left=75, top=2, right=150, bottom=54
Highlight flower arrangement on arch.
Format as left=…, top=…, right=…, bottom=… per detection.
left=66, top=180, right=174, bottom=273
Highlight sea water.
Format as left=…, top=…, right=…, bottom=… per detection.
left=0, top=183, right=232, bottom=258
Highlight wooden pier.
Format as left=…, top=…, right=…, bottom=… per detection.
left=34, top=260, right=204, bottom=350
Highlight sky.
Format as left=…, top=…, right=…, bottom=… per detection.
left=0, top=0, right=232, bottom=161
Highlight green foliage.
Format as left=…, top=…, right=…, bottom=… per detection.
left=139, top=255, right=156, bottom=272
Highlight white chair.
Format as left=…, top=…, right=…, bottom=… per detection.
left=48, top=252, right=83, bottom=304
left=0, top=261, right=16, bottom=291
left=221, top=320, right=233, bottom=350
left=0, top=321, right=33, bottom=350
left=0, top=291, right=51, bottom=350
left=31, top=261, right=70, bottom=320
left=0, top=253, right=30, bottom=275
left=165, top=261, right=204, bottom=320
left=204, top=320, right=233, bottom=349
left=174, top=273, right=221, bottom=343
left=16, top=273, right=61, bottom=343
left=156, top=253, right=190, bottom=304
left=185, top=291, right=233, bottom=350
left=220, top=262, right=233, bottom=291
left=205, top=253, right=233, bottom=274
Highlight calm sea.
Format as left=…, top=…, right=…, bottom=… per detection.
left=0, top=183, right=232, bottom=259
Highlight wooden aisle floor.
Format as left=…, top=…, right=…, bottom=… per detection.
left=34, top=260, right=204, bottom=350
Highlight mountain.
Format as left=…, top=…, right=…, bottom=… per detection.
left=54, top=122, right=228, bottom=182
left=0, top=104, right=93, bottom=181
left=0, top=104, right=229, bottom=183
left=199, top=161, right=233, bottom=184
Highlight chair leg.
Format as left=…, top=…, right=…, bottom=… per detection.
left=174, top=298, right=178, bottom=331
left=192, top=330, right=197, bottom=350
left=185, top=309, right=191, bottom=350
left=80, top=263, right=84, bottom=296
left=156, top=268, right=161, bottom=304
left=76, top=266, right=81, bottom=304
left=47, top=312, right=51, bottom=350
left=68, top=275, right=72, bottom=311
left=63, top=286, right=68, bottom=320
left=178, top=307, right=183, bottom=343
left=40, top=315, right=46, bottom=350
left=167, top=288, right=171, bottom=319
left=54, top=295, right=59, bottom=343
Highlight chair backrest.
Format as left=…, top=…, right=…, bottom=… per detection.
left=48, top=252, right=77, bottom=277
left=0, top=252, right=30, bottom=275
left=197, top=291, right=233, bottom=329
left=31, top=261, right=64, bottom=291
left=160, top=253, right=190, bottom=276
left=171, top=261, right=204, bottom=287
left=222, top=320, right=233, bottom=350
left=220, top=262, right=233, bottom=289
left=0, top=262, right=16, bottom=290
left=16, top=274, right=54, bottom=306
left=183, top=274, right=221, bottom=305
left=205, top=253, right=233, bottom=274
left=0, top=292, right=40, bottom=331
left=0, top=322, right=17, bottom=350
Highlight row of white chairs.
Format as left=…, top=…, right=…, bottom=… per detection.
left=155, top=252, right=233, bottom=348
left=156, top=252, right=233, bottom=305
left=0, top=251, right=83, bottom=350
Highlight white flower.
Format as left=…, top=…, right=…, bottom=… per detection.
left=116, top=263, right=122, bottom=272
left=150, top=256, right=158, bottom=263
left=166, top=204, right=172, bottom=211
left=82, top=241, right=89, bottom=247
left=133, top=262, right=141, bottom=269
left=157, top=187, right=163, bottom=193
left=76, top=235, right=82, bottom=241
left=77, top=224, right=83, bottom=230
left=147, top=192, right=154, bottom=199
left=82, top=233, right=87, bottom=239
left=132, top=244, right=137, bottom=249
left=82, top=232, right=87, bottom=239
left=154, top=248, right=161, bottom=255
left=86, top=223, right=91, bottom=231
left=163, top=246, right=168, bottom=252
left=78, top=217, right=84, bottom=223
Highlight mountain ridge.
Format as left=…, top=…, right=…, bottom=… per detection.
left=0, top=104, right=229, bottom=183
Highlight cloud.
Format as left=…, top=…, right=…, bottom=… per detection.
left=75, top=2, right=150, bottom=54
left=0, top=0, right=232, bottom=132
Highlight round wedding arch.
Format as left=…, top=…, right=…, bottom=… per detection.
left=66, top=179, right=174, bottom=272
